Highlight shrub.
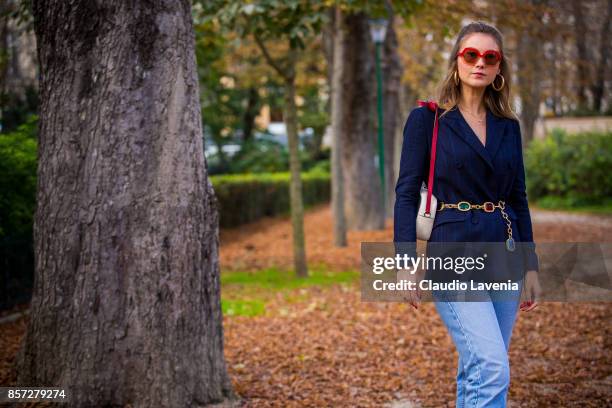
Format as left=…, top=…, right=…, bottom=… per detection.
left=0, top=115, right=38, bottom=241
left=210, top=169, right=330, bottom=228
left=0, top=115, right=37, bottom=310
left=525, top=128, right=612, bottom=205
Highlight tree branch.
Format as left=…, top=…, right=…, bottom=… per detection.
left=253, top=32, right=290, bottom=81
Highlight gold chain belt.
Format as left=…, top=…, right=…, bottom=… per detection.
left=437, top=200, right=516, bottom=251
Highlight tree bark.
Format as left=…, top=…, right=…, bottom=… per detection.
left=341, top=12, right=384, bottom=230
left=17, top=1, right=237, bottom=406
left=331, top=6, right=347, bottom=247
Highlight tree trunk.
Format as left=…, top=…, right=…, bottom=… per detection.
left=517, top=33, right=542, bottom=144
left=550, top=33, right=561, bottom=116
left=17, top=1, right=237, bottom=406
left=283, top=53, right=308, bottom=277
left=341, top=12, right=384, bottom=230
left=382, top=15, right=402, bottom=219
left=572, top=0, right=591, bottom=111
left=242, top=86, right=259, bottom=141
left=516, top=2, right=546, bottom=144
left=0, top=0, right=37, bottom=98
left=331, top=6, right=347, bottom=247
left=0, top=0, right=39, bottom=132
left=252, top=32, right=308, bottom=277
left=307, top=128, right=326, bottom=161
left=591, top=0, right=611, bottom=113
left=395, top=84, right=409, bottom=204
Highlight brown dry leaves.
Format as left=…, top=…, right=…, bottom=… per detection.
left=1, top=204, right=611, bottom=407
left=218, top=204, right=612, bottom=407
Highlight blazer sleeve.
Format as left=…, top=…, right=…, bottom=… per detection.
left=393, top=107, right=429, bottom=259
left=508, top=119, right=539, bottom=272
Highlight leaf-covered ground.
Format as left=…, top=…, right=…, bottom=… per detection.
left=1, top=204, right=610, bottom=407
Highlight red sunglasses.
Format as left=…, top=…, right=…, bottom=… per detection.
left=456, top=47, right=502, bottom=65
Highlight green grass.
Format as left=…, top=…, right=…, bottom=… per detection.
left=221, top=299, right=266, bottom=317
left=220, top=266, right=359, bottom=317
left=221, top=265, right=358, bottom=289
left=533, top=196, right=612, bottom=215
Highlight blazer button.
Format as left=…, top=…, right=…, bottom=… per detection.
left=455, top=160, right=463, bottom=169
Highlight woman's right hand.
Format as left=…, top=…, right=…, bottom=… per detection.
left=397, top=268, right=422, bottom=309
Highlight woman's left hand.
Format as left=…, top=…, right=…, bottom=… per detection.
left=520, top=270, right=541, bottom=311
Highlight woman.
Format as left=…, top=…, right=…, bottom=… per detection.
left=393, top=22, right=543, bottom=407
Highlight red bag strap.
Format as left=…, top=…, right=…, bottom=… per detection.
left=417, top=100, right=440, bottom=216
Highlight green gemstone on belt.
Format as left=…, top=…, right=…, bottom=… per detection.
left=458, top=201, right=471, bottom=211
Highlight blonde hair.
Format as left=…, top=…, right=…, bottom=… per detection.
left=437, top=21, right=518, bottom=121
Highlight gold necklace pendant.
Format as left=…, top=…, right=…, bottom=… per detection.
left=506, top=237, right=516, bottom=252
left=460, top=106, right=485, bottom=124
left=468, top=113, right=485, bottom=124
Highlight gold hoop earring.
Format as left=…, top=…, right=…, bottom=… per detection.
left=453, top=70, right=460, bottom=86
left=492, top=74, right=505, bottom=91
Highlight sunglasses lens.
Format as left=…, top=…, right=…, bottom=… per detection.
left=484, top=52, right=499, bottom=65
left=464, top=50, right=478, bottom=63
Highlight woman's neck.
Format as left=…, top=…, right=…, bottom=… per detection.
left=458, top=85, right=486, bottom=115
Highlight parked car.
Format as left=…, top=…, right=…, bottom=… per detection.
left=204, top=142, right=241, bottom=158
left=255, top=122, right=314, bottom=149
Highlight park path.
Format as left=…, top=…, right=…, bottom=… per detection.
left=531, top=207, right=612, bottom=229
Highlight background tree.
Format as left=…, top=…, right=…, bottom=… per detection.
left=16, top=1, right=236, bottom=406
left=509, top=0, right=551, bottom=143
left=202, top=0, right=329, bottom=277
left=591, top=0, right=611, bottom=113
left=573, top=0, right=612, bottom=114
left=381, top=2, right=403, bottom=217
left=0, top=0, right=38, bottom=133
left=330, top=5, right=347, bottom=246
left=572, top=0, right=590, bottom=111
left=336, top=0, right=422, bottom=229
left=340, top=11, right=384, bottom=229
left=193, top=11, right=269, bottom=174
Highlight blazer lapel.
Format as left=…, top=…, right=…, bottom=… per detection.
left=441, top=107, right=507, bottom=171
left=484, top=109, right=507, bottom=161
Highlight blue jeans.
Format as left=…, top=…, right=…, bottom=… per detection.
left=433, top=279, right=523, bottom=408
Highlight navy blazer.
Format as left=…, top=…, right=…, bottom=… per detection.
left=393, top=104, right=539, bottom=275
